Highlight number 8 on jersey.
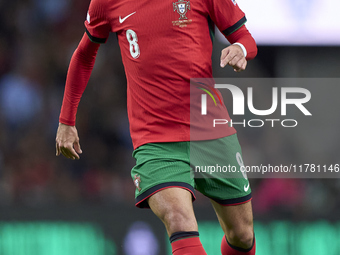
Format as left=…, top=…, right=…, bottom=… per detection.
left=126, top=29, right=140, bottom=59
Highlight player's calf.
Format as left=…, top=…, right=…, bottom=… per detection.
left=211, top=200, right=256, bottom=253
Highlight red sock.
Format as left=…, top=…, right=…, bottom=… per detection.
left=221, top=235, right=256, bottom=255
left=171, top=237, right=207, bottom=255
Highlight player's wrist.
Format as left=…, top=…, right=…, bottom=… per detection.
left=232, top=43, right=247, bottom=58
left=59, top=121, right=75, bottom=127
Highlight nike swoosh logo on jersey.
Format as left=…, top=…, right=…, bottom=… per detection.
left=244, top=183, right=250, bottom=192
left=119, top=12, right=136, bottom=23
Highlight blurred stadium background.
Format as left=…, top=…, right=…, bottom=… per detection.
left=0, top=0, right=340, bottom=254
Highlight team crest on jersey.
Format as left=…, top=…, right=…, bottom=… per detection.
left=133, top=174, right=141, bottom=192
left=173, top=0, right=191, bottom=20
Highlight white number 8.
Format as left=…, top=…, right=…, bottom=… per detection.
left=126, top=29, right=140, bottom=59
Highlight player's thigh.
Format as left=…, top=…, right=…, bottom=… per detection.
left=193, top=134, right=251, bottom=205
left=210, top=199, right=254, bottom=236
left=148, top=187, right=198, bottom=236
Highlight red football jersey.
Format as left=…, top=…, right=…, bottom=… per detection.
left=84, top=0, right=247, bottom=149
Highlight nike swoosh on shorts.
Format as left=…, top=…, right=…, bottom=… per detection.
left=244, top=183, right=250, bottom=192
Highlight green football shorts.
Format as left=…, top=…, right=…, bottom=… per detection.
left=131, top=134, right=251, bottom=208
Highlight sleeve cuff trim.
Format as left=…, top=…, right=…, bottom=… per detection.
left=59, top=118, right=76, bottom=126
left=85, top=28, right=107, bottom=44
left=222, top=16, right=247, bottom=37
left=233, top=42, right=247, bottom=58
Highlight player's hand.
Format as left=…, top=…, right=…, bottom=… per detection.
left=55, top=123, right=82, bottom=160
left=220, top=44, right=247, bottom=72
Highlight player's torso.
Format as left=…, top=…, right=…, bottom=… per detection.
left=106, top=0, right=214, bottom=81
left=99, top=0, right=230, bottom=148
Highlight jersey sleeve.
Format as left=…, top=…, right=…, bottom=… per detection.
left=207, top=0, right=246, bottom=37
left=84, top=0, right=110, bottom=43
left=226, top=25, right=258, bottom=60
left=59, top=34, right=100, bottom=126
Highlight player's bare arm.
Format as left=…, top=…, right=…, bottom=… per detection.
left=56, top=123, right=82, bottom=160
left=220, top=44, right=247, bottom=72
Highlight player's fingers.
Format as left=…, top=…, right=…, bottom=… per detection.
left=56, top=142, right=61, bottom=156
left=64, top=144, right=80, bottom=160
left=59, top=142, right=78, bottom=160
left=221, top=52, right=235, bottom=68
left=228, top=55, right=241, bottom=67
left=74, top=141, right=82, bottom=155
left=241, top=60, right=247, bottom=71
left=65, top=149, right=78, bottom=160
left=228, top=49, right=246, bottom=66
left=233, top=59, right=247, bottom=72
left=220, top=48, right=229, bottom=62
left=60, top=147, right=72, bottom=159
left=220, top=48, right=232, bottom=68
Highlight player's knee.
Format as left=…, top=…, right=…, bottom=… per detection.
left=227, top=226, right=254, bottom=249
left=162, top=207, right=197, bottom=233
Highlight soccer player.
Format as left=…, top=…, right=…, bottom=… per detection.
left=56, top=0, right=258, bottom=254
